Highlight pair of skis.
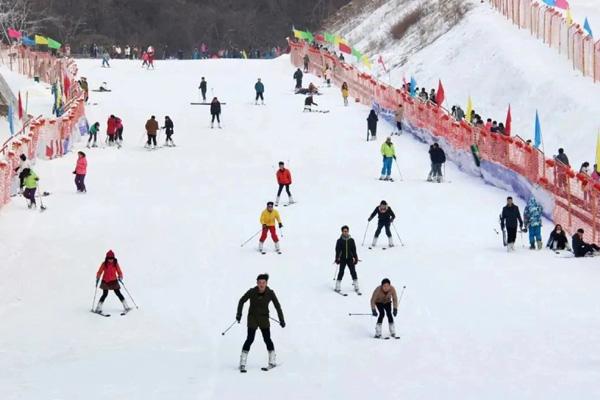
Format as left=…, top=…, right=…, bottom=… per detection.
left=240, top=364, right=277, bottom=373
left=91, top=309, right=131, bottom=317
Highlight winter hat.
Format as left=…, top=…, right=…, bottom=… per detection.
left=19, top=154, right=26, bottom=161
left=257, top=273, right=269, bottom=282
left=381, top=278, right=391, bottom=285
left=106, top=250, right=115, bottom=259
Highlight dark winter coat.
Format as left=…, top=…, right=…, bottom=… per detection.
left=500, top=204, right=523, bottom=229
left=546, top=230, right=569, bottom=250
left=199, top=80, right=207, bottom=92
left=255, top=81, right=264, bottom=93
left=572, top=234, right=591, bottom=257
left=237, top=287, right=284, bottom=329
left=293, top=69, right=303, bottom=81
left=164, top=118, right=174, bottom=133
left=335, top=236, right=358, bottom=262
left=210, top=101, right=221, bottom=115
left=556, top=153, right=570, bottom=167
left=368, top=206, right=395, bottom=224
left=305, top=96, right=317, bottom=106
left=367, top=111, right=378, bottom=129
left=429, top=147, right=446, bottom=163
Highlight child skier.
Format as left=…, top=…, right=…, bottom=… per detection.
left=73, top=151, right=87, bottom=193
left=87, top=122, right=100, bottom=148
left=370, top=278, right=399, bottom=338
left=334, top=225, right=361, bottom=295
left=94, top=250, right=132, bottom=315
left=259, top=202, right=282, bottom=254
left=236, top=273, right=285, bottom=372
left=341, top=82, right=349, bottom=106
left=162, top=116, right=175, bottom=146
left=380, top=137, right=396, bottom=181
left=22, top=168, right=39, bottom=209
left=114, top=116, right=124, bottom=145
left=303, top=95, right=318, bottom=111
left=254, top=78, right=265, bottom=105
left=368, top=200, right=396, bottom=248
left=275, top=162, right=294, bottom=206
left=106, top=115, right=117, bottom=145
left=210, top=97, right=222, bottom=128
left=199, top=77, right=207, bottom=102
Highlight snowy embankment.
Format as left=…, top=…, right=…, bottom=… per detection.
left=0, top=57, right=599, bottom=399
left=329, top=0, right=600, bottom=169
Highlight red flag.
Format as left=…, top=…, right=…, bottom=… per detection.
left=377, top=55, right=387, bottom=73
left=63, top=75, right=71, bottom=100
left=339, top=42, right=351, bottom=54
left=17, top=92, right=23, bottom=120
left=314, top=34, right=324, bottom=42
left=435, top=80, right=445, bottom=106
left=8, top=28, right=22, bottom=39
left=505, top=105, right=512, bottom=136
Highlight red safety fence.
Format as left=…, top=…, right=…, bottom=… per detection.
left=490, top=0, right=600, bottom=82
left=0, top=44, right=87, bottom=209
left=289, top=40, right=600, bottom=243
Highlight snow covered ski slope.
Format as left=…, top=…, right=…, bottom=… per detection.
left=1, top=56, right=600, bottom=399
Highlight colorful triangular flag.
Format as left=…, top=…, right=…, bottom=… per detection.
left=505, top=105, right=512, bottom=136
left=583, top=18, right=593, bottom=37
left=534, top=110, right=542, bottom=149
left=435, top=80, right=445, bottom=106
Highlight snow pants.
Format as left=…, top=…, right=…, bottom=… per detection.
left=376, top=302, right=393, bottom=324
left=381, top=157, right=393, bottom=176
left=99, top=289, right=125, bottom=302
left=75, top=174, right=86, bottom=192
left=295, top=79, right=302, bottom=89
left=260, top=226, right=279, bottom=243
left=88, top=131, right=97, bottom=145
left=431, top=163, right=443, bottom=179
left=256, top=92, right=264, bottom=101
left=337, top=259, right=357, bottom=281
left=528, top=225, right=542, bottom=245
left=277, top=184, right=291, bottom=197
left=116, top=127, right=123, bottom=141
left=396, top=121, right=402, bottom=132
left=506, top=226, right=518, bottom=244
left=242, top=326, right=274, bottom=352
left=23, top=188, right=36, bottom=205
left=147, top=134, right=157, bottom=146
left=211, top=113, right=220, bottom=123
left=201, top=89, right=207, bottom=101
left=374, top=221, right=392, bottom=238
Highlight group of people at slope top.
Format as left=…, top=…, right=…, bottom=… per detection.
left=143, top=115, right=176, bottom=148
left=501, top=196, right=600, bottom=256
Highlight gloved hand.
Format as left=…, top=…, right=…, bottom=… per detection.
left=95, top=278, right=99, bottom=286
left=521, top=227, right=528, bottom=233
left=278, top=223, right=283, bottom=228
left=372, top=309, right=378, bottom=317
left=393, top=156, right=397, bottom=160
left=118, top=277, right=123, bottom=283
left=393, top=308, right=398, bottom=317
left=72, top=171, right=76, bottom=174
left=280, top=321, right=286, bottom=328
left=236, top=315, right=241, bottom=323
left=335, top=259, right=340, bottom=264
left=368, top=218, right=372, bottom=222
left=262, top=224, right=267, bottom=229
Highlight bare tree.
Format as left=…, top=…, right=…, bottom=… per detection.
left=0, top=0, right=56, bottom=43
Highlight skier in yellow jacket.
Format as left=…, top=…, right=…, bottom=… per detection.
left=259, top=201, right=283, bottom=254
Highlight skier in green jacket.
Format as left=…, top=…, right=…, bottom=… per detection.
left=380, top=137, right=396, bottom=181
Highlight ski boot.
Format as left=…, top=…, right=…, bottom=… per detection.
left=94, top=301, right=104, bottom=314
left=370, top=236, right=378, bottom=249
left=268, top=351, right=276, bottom=368
left=274, top=196, right=280, bottom=207
left=258, top=241, right=265, bottom=254
left=375, top=323, right=382, bottom=338
left=334, top=280, right=341, bottom=293
left=536, top=240, right=543, bottom=250
left=288, top=195, right=295, bottom=205
left=240, top=351, right=248, bottom=373
left=121, top=299, right=132, bottom=313
left=211, top=122, right=214, bottom=129
left=388, top=236, right=394, bottom=248
left=352, top=280, right=361, bottom=295
left=389, top=322, right=396, bottom=338
left=275, top=242, right=281, bottom=254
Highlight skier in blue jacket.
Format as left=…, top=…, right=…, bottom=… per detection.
left=524, top=197, right=543, bottom=250
left=255, top=78, right=265, bottom=105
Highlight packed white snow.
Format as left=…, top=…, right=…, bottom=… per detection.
left=0, top=56, right=599, bottom=400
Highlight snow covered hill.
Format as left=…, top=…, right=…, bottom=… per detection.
left=1, top=57, right=600, bottom=399
left=328, top=0, right=600, bottom=170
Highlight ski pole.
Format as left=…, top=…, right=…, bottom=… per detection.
left=119, top=280, right=139, bottom=309
left=391, top=222, right=405, bottom=247
left=38, top=188, right=46, bottom=211
left=221, top=320, right=238, bottom=336
left=91, top=282, right=99, bottom=312
left=397, top=286, right=407, bottom=307
left=241, top=229, right=262, bottom=247
left=269, top=316, right=281, bottom=324
left=348, top=313, right=373, bottom=316
left=361, top=220, right=371, bottom=247
left=394, top=159, right=404, bottom=181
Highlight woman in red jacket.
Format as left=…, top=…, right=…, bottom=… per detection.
left=275, top=161, right=294, bottom=206
left=73, top=151, right=87, bottom=193
left=106, top=115, right=117, bottom=145
left=94, top=250, right=131, bottom=314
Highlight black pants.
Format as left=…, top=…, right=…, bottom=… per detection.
left=147, top=134, right=157, bottom=146
left=376, top=302, right=393, bottom=324
left=23, top=188, right=36, bottom=205
left=211, top=114, right=220, bottom=123
left=368, top=127, right=377, bottom=136
left=431, top=163, right=443, bottom=178
left=374, top=221, right=392, bottom=238
left=337, top=260, right=357, bottom=281
left=99, top=289, right=125, bottom=302
left=242, top=326, right=274, bottom=352
left=165, top=129, right=174, bottom=142
left=506, top=226, right=518, bottom=244
left=277, top=184, right=291, bottom=197
left=396, top=121, right=402, bottom=131
left=116, top=127, right=123, bottom=141
left=256, top=92, right=264, bottom=101
left=201, top=89, right=207, bottom=101
left=88, top=132, right=97, bottom=144
left=108, top=134, right=115, bottom=143
left=295, top=79, right=302, bottom=89
left=576, top=243, right=600, bottom=257
left=75, top=174, right=86, bottom=192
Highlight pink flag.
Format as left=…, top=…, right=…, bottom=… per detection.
left=555, top=0, right=569, bottom=10
left=505, top=105, right=512, bottom=136
left=435, top=80, right=445, bottom=106
left=377, top=55, right=388, bottom=73
left=8, top=28, right=22, bottom=39
left=18, top=92, right=23, bottom=120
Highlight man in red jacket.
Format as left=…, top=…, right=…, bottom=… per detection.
left=275, top=161, right=294, bottom=206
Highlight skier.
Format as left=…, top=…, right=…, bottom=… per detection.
left=254, top=78, right=265, bottom=105
left=87, top=122, right=100, bottom=148
left=14, top=154, right=31, bottom=194
left=367, top=109, right=378, bottom=140
left=79, top=77, right=89, bottom=102
left=303, top=95, right=318, bottom=111
left=210, top=97, right=222, bottom=128
left=236, top=273, right=285, bottom=372
left=334, top=225, right=361, bottom=295
left=368, top=200, right=396, bottom=248
left=370, top=278, right=399, bottom=338
left=380, top=137, right=396, bottom=181
left=394, top=104, right=403, bottom=135
left=141, top=51, right=149, bottom=67
left=523, top=197, right=543, bottom=250
left=303, top=54, right=310, bottom=72
left=293, top=68, right=303, bottom=89
left=21, top=168, right=39, bottom=209
left=98, top=82, right=111, bottom=92
left=275, top=161, right=293, bottom=206
left=106, top=115, right=117, bottom=146
left=546, top=224, right=570, bottom=251
left=73, top=151, right=87, bottom=193
left=94, top=250, right=132, bottom=314
left=341, top=82, right=349, bottom=106
left=114, top=116, right=124, bottom=145
left=101, top=50, right=110, bottom=67
left=259, top=202, right=282, bottom=254
left=199, top=77, right=207, bottom=102
left=144, top=115, right=159, bottom=148
left=162, top=116, right=175, bottom=146
left=147, top=46, right=155, bottom=69
left=324, top=67, right=331, bottom=87
left=428, top=143, right=446, bottom=182
left=500, top=196, right=523, bottom=251
left=572, top=229, right=600, bottom=257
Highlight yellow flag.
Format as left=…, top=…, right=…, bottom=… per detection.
left=362, top=55, right=372, bottom=69
left=465, top=96, right=473, bottom=123
left=293, top=29, right=303, bottom=40
left=566, top=8, right=573, bottom=25
left=334, top=35, right=348, bottom=46
left=595, top=132, right=600, bottom=173
left=35, top=35, right=48, bottom=45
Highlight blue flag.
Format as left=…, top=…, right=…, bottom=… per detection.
left=8, top=104, right=14, bottom=136
left=22, top=36, right=35, bottom=46
left=410, top=76, right=417, bottom=97
left=542, top=0, right=556, bottom=6
left=584, top=18, right=593, bottom=37
left=534, top=111, right=542, bottom=149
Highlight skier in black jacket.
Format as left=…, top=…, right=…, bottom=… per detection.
left=368, top=200, right=396, bottom=248
left=367, top=110, right=378, bottom=140
left=428, top=143, right=446, bottom=182
left=162, top=116, right=175, bottom=146
left=546, top=224, right=570, bottom=251
left=293, top=68, right=303, bottom=89
left=500, top=197, right=523, bottom=251
left=199, top=77, right=207, bottom=102
left=572, top=228, right=600, bottom=257
left=334, top=225, right=360, bottom=295
left=210, top=97, right=221, bottom=128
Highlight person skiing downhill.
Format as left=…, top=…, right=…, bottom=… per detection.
left=500, top=196, right=523, bottom=251
left=334, top=225, right=361, bottom=295
left=370, top=278, right=399, bottom=338
left=94, top=250, right=132, bottom=315
left=367, top=110, right=378, bottom=140
left=523, top=197, right=543, bottom=250
left=275, top=162, right=294, bottom=206
left=162, top=116, right=175, bottom=146
left=293, top=68, right=303, bottom=89
left=380, top=137, right=396, bottom=181
left=73, top=151, right=87, bottom=193
left=210, top=97, right=222, bottom=128
left=368, top=200, right=396, bottom=248
left=144, top=115, right=159, bottom=148
left=199, top=77, right=207, bottom=102
left=21, top=168, right=39, bottom=209
left=236, top=273, right=285, bottom=372
left=259, top=202, right=282, bottom=254
left=87, top=122, right=100, bottom=148
left=255, top=78, right=265, bottom=105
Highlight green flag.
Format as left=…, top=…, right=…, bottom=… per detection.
left=305, top=31, right=314, bottom=43
left=324, top=32, right=335, bottom=44
left=47, top=37, right=61, bottom=49
left=351, top=48, right=363, bottom=59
